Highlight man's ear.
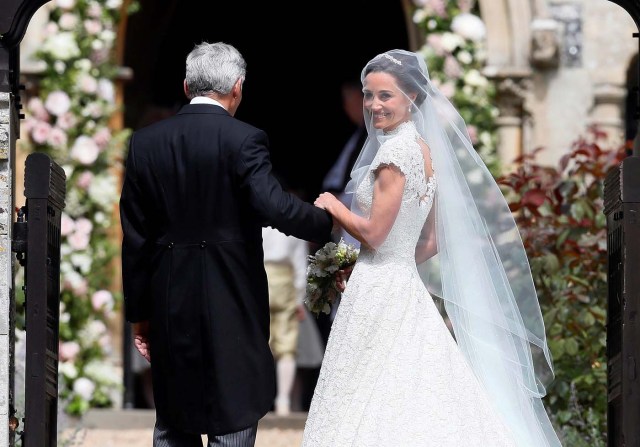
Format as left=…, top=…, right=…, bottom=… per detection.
left=232, top=78, right=243, bottom=99
left=183, top=80, right=190, bottom=98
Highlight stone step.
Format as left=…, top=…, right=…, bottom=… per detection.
left=60, top=409, right=306, bottom=447
left=77, top=408, right=307, bottom=431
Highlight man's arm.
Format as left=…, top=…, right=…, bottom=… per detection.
left=120, top=135, right=154, bottom=324
left=236, top=130, right=333, bottom=243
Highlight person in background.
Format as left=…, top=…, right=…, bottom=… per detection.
left=262, top=224, right=309, bottom=416
left=321, top=79, right=367, bottom=248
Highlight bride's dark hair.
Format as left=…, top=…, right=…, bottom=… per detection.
left=362, top=52, right=429, bottom=106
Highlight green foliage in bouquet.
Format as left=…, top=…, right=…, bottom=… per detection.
left=499, top=129, right=625, bottom=445
left=18, top=0, right=139, bottom=416
left=411, top=0, right=500, bottom=174
left=306, top=239, right=359, bottom=315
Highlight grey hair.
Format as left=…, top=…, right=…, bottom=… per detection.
left=185, top=42, right=246, bottom=99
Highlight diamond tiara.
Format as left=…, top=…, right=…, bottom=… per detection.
left=383, top=53, right=402, bottom=66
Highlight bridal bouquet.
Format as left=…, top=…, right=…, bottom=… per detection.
left=305, top=238, right=359, bottom=315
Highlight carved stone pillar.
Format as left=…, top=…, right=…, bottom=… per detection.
left=591, top=82, right=626, bottom=146
left=488, top=70, right=532, bottom=171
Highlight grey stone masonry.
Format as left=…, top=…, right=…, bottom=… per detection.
left=0, top=92, right=16, bottom=447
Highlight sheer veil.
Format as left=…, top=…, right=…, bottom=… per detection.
left=345, top=50, right=561, bottom=446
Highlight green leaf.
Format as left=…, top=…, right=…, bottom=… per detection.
left=565, top=338, right=579, bottom=355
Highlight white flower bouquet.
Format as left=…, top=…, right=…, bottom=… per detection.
left=305, top=238, right=359, bottom=315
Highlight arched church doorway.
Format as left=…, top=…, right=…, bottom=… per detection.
left=123, top=0, right=410, bottom=198
left=121, top=0, right=411, bottom=409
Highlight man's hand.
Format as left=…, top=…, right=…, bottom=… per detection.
left=336, top=264, right=354, bottom=293
left=133, top=321, right=151, bottom=363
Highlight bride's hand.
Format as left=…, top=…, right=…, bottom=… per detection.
left=314, top=192, right=339, bottom=211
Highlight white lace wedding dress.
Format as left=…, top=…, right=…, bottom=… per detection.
left=301, top=121, right=516, bottom=446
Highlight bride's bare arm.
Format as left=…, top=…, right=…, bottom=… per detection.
left=315, top=165, right=405, bottom=249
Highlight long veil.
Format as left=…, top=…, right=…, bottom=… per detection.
left=345, top=50, right=561, bottom=446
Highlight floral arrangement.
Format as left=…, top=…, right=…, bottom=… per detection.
left=18, top=0, right=138, bottom=415
left=411, top=0, right=500, bottom=174
left=305, top=239, right=359, bottom=315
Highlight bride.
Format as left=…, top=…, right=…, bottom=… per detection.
left=302, top=50, right=562, bottom=446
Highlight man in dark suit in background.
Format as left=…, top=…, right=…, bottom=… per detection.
left=321, top=79, right=366, bottom=226
left=119, top=41, right=333, bottom=447
left=315, top=79, right=365, bottom=346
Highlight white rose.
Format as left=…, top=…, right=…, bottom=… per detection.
left=413, top=9, right=428, bottom=23
left=100, top=30, right=116, bottom=42
left=87, top=2, right=103, bottom=17
left=70, top=252, right=92, bottom=274
left=463, top=69, right=488, bottom=88
left=54, top=61, right=66, bottom=74
left=74, top=59, right=92, bottom=72
left=457, top=50, right=473, bottom=65
left=42, top=32, right=80, bottom=60
left=440, top=32, right=464, bottom=53
left=55, top=0, right=76, bottom=8
left=88, top=175, right=118, bottom=209
left=73, top=377, right=95, bottom=401
left=451, top=13, right=486, bottom=42
left=70, top=136, right=100, bottom=165
left=97, top=79, right=115, bottom=102
left=106, top=0, right=122, bottom=9
left=91, top=39, right=104, bottom=51
left=59, top=361, right=78, bottom=379
left=45, top=91, right=71, bottom=116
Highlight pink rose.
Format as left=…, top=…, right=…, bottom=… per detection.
left=427, top=34, right=445, bottom=57
left=77, top=171, right=94, bottom=189
left=57, top=112, right=77, bottom=130
left=91, top=290, right=114, bottom=312
left=467, top=125, right=479, bottom=144
left=45, top=91, right=71, bottom=116
left=444, top=55, right=462, bottom=79
left=75, top=217, right=93, bottom=235
left=93, top=127, right=111, bottom=150
left=48, top=127, right=68, bottom=148
left=68, top=231, right=90, bottom=250
left=83, top=19, right=102, bottom=36
left=27, top=97, right=50, bottom=121
left=59, top=341, right=80, bottom=361
left=31, top=121, right=52, bottom=144
left=61, top=213, right=75, bottom=236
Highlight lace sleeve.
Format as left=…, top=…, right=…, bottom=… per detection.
left=369, top=140, right=410, bottom=176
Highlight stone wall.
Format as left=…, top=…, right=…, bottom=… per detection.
left=529, top=0, right=637, bottom=165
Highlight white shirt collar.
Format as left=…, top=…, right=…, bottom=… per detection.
left=190, top=96, right=226, bottom=111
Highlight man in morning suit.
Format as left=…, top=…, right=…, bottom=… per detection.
left=119, top=42, right=333, bottom=447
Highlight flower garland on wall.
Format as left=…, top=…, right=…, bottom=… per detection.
left=411, top=0, right=500, bottom=173
left=19, top=0, right=137, bottom=415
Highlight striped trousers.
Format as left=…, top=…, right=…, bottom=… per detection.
left=153, top=419, right=258, bottom=447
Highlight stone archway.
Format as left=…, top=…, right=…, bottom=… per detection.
left=119, top=0, right=413, bottom=409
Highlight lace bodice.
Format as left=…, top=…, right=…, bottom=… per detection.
left=355, top=121, right=436, bottom=264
